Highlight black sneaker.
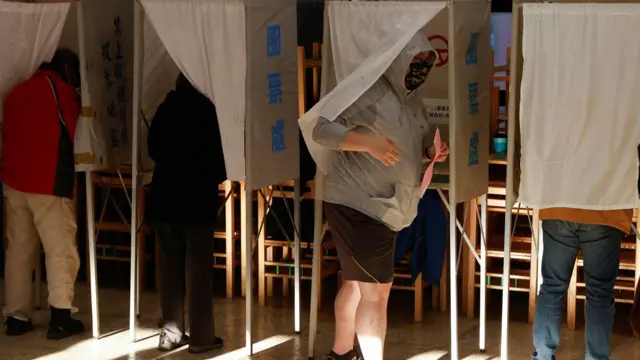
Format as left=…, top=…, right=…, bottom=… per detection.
left=4, top=317, right=34, bottom=336
left=188, top=336, right=224, bottom=354
left=532, top=352, right=556, bottom=360
left=324, top=349, right=360, bottom=360
left=46, top=307, right=85, bottom=340
left=158, top=330, right=189, bottom=351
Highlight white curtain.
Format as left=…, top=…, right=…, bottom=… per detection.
left=139, top=12, right=180, bottom=171
left=298, top=1, right=446, bottom=175
left=0, top=1, right=70, bottom=149
left=140, top=0, right=246, bottom=180
left=519, top=4, right=640, bottom=210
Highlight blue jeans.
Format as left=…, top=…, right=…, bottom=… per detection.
left=533, top=220, right=622, bottom=360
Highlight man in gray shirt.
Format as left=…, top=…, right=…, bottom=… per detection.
left=312, top=33, right=448, bottom=360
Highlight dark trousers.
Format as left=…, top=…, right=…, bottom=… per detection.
left=157, top=223, right=215, bottom=347
left=533, top=220, right=622, bottom=360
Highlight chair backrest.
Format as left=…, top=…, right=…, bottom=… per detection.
left=297, top=43, right=322, bottom=117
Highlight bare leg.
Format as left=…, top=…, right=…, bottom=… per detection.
left=332, top=280, right=361, bottom=355
left=355, top=281, right=392, bottom=360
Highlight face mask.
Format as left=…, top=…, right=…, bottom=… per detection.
left=404, top=51, right=437, bottom=92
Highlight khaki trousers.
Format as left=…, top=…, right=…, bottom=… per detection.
left=2, top=184, right=79, bottom=320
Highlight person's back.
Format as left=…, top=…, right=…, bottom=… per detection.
left=2, top=69, right=79, bottom=198
left=146, top=76, right=226, bottom=225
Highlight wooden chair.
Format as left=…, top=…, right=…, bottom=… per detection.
left=86, top=166, right=149, bottom=289
left=256, top=180, right=339, bottom=307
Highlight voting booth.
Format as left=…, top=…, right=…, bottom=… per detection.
left=501, top=1, right=640, bottom=359
left=134, top=0, right=301, bottom=353
left=298, top=1, right=491, bottom=358
left=0, top=0, right=136, bottom=341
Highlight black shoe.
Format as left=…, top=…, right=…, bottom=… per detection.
left=324, top=349, right=360, bottom=360
left=4, top=317, right=34, bottom=336
left=47, top=307, right=85, bottom=340
left=188, top=337, right=224, bottom=354
left=532, top=352, right=556, bottom=360
left=158, top=330, right=189, bottom=351
left=354, top=340, right=363, bottom=359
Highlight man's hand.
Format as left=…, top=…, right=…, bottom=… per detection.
left=427, top=142, right=450, bottom=162
left=367, top=136, right=401, bottom=166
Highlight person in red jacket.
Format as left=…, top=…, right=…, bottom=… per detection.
left=1, top=48, right=84, bottom=339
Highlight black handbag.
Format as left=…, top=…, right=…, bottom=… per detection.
left=45, top=76, right=76, bottom=198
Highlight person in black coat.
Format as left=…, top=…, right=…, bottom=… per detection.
left=146, top=74, right=226, bottom=353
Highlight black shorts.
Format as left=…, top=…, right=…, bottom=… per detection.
left=324, top=202, right=397, bottom=284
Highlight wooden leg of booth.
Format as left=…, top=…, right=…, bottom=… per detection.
left=266, top=247, right=274, bottom=299
left=437, top=245, right=448, bottom=313
left=240, top=182, right=247, bottom=297
left=225, top=181, right=235, bottom=298
left=414, top=273, right=423, bottom=322
left=464, top=198, right=478, bottom=318
left=258, top=190, right=266, bottom=306
left=282, top=246, right=290, bottom=297
left=528, top=210, right=540, bottom=324
left=567, top=261, right=578, bottom=330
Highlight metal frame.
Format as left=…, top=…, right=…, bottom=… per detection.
left=500, top=2, right=520, bottom=356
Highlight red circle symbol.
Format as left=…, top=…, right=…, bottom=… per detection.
left=428, top=35, right=449, bottom=68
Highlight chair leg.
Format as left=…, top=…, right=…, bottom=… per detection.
left=414, top=273, right=423, bottom=322
left=282, top=247, right=290, bottom=297
left=567, top=261, right=578, bottom=330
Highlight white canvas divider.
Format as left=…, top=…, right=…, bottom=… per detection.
left=302, top=1, right=491, bottom=359
left=136, top=0, right=300, bottom=353
left=0, top=1, right=69, bottom=151
left=502, top=2, right=640, bottom=359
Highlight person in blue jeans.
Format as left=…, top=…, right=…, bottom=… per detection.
left=533, top=207, right=633, bottom=360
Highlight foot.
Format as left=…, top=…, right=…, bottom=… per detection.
left=4, top=317, right=34, bottom=336
left=531, top=352, right=556, bottom=360
left=47, top=307, right=85, bottom=340
left=324, top=349, right=361, bottom=360
left=188, top=336, right=224, bottom=354
left=158, top=330, right=189, bottom=351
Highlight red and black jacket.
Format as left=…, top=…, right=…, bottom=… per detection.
left=2, top=70, right=79, bottom=198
